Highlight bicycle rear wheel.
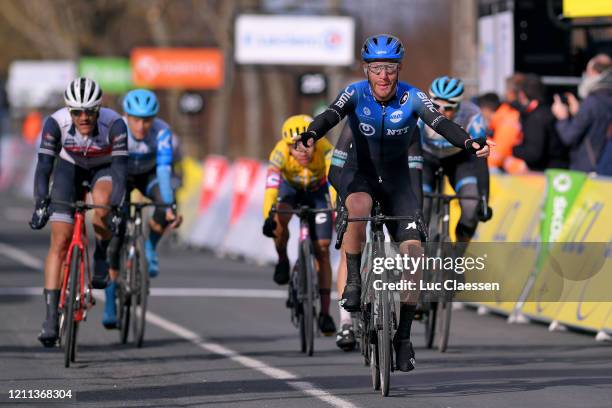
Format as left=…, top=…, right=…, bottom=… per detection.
left=132, top=237, right=149, bottom=348
left=301, top=240, right=316, bottom=357
left=63, top=247, right=81, bottom=368
left=118, top=244, right=131, bottom=344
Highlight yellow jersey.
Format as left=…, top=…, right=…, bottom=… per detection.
left=263, top=138, right=334, bottom=218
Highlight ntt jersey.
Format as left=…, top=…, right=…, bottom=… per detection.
left=125, top=117, right=173, bottom=175
left=419, top=101, right=487, bottom=158
left=306, top=80, right=477, bottom=180
left=262, top=138, right=333, bottom=217
left=39, top=107, right=127, bottom=169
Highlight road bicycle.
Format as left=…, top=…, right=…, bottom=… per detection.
left=117, top=201, right=174, bottom=348
left=423, top=167, right=485, bottom=352
left=336, top=202, right=417, bottom=397
left=274, top=206, right=333, bottom=357
left=53, top=197, right=109, bottom=367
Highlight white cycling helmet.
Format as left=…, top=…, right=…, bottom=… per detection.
left=64, top=77, right=103, bottom=109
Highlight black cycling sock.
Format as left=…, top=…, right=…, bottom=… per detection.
left=43, top=289, right=60, bottom=320
left=396, top=303, right=417, bottom=339
left=346, top=253, right=362, bottom=286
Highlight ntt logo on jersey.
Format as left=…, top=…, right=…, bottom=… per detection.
left=417, top=91, right=437, bottom=114
left=389, top=110, right=403, bottom=123
left=359, top=122, right=375, bottom=136
left=335, top=86, right=355, bottom=108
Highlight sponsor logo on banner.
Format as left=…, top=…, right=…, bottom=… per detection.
left=199, top=155, right=229, bottom=213
left=359, top=122, right=375, bottom=136
left=389, top=110, right=403, bottom=123
left=131, top=48, right=223, bottom=89
left=230, top=158, right=261, bottom=225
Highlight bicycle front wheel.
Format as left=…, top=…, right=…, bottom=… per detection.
left=437, top=297, right=452, bottom=352
left=132, top=236, right=149, bottom=348
left=63, top=247, right=81, bottom=368
left=301, top=240, right=316, bottom=357
left=379, top=282, right=391, bottom=397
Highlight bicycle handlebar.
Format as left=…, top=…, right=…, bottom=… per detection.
left=50, top=199, right=111, bottom=211
left=271, top=206, right=334, bottom=216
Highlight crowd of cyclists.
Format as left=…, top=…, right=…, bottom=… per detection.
left=29, top=34, right=494, bottom=374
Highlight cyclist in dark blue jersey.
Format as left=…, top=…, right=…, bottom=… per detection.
left=299, top=34, right=493, bottom=371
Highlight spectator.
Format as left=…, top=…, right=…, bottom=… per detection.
left=512, top=74, right=569, bottom=171
left=552, top=53, right=612, bottom=173
left=481, top=74, right=525, bottom=173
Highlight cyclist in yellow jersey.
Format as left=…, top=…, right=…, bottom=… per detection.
left=262, top=114, right=336, bottom=335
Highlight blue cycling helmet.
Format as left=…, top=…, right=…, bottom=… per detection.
left=123, top=89, right=159, bottom=117
left=361, top=34, right=404, bottom=62
left=429, top=76, right=464, bottom=105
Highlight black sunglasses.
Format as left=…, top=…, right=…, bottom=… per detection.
left=70, top=108, right=99, bottom=117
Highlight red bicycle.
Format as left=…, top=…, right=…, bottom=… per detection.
left=53, top=198, right=110, bottom=367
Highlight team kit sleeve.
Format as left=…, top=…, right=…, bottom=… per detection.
left=109, top=119, right=129, bottom=207
left=307, top=84, right=358, bottom=141
left=407, top=127, right=424, bottom=210
left=318, top=138, right=337, bottom=204
left=156, top=128, right=174, bottom=204
left=410, top=88, right=473, bottom=149
left=262, top=143, right=285, bottom=218
left=33, top=117, right=62, bottom=202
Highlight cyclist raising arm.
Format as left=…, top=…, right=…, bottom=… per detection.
left=262, top=115, right=337, bottom=335
left=299, top=35, right=492, bottom=371
left=29, top=77, right=128, bottom=347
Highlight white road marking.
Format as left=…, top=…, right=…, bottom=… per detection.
left=0, top=241, right=359, bottom=408
left=0, top=287, right=339, bottom=299
left=0, top=243, right=44, bottom=270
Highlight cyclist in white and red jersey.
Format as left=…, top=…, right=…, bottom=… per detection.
left=29, top=77, right=128, bottom=347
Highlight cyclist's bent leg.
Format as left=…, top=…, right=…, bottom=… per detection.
left=383, top=165, right=424, bottom=372
left=308, top=186, right=336, bottom=334
left=448, top=152, right=481, bottom=246
left=341, top=191, right=372, bottom=312
left=272, top=180, right=298, bottom=285
left=335, top=251, right=356, bottom=350
left=39, top=221, right=73, bottom=346
left=39, top=159, right=77, bottom=346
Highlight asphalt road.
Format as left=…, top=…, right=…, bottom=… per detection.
left=1, top=195, right=611, bottom=408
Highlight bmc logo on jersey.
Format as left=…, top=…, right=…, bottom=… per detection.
left=417, top=91, right=437, bottom=114
left=359, top=122, right=375, bottom=136
left=387, top=126, right=410, bottom=136
left=335, top=86, right=355, bottom=108
left=389, top=110, right=403, bottom=123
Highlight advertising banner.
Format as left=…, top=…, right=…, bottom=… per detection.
left=519, top=170, right=588, bottom=321
left=131, top=48, right=223, bottom=89
left=478, top=11, right=514, bottom=95
left=79, top=57, right=132, bottom=94
left=563, top=0, right=612, bottom=17
left=235, top=14, right=355, bottom=66
left=7, top=60, right=76, bottom=108
left=199, top=156, right=230, bottom=213
left=229, top=158, right=261, bottom=225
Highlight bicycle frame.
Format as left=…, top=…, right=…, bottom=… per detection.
left=59, top=209, right=93, bottom=322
